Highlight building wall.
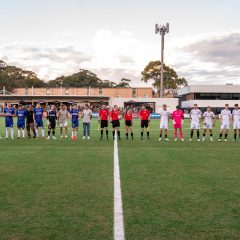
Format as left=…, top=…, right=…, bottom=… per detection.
left=110, top=98, right=178, bottom=113
left=13, top=87, right=153, bottom=98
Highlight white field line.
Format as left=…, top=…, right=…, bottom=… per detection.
left=114, top=132, right=125, bottom=240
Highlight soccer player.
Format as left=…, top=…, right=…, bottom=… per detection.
left=47, top=105, right=57, bottom=140
left=70, top=104, right=80, bottom=140
left=139, top=105, right=150, bottom=140
left=172, top=105, right=184, bottom=141
left=232, top=103, right=240, bottom=141
left=99, top=105, right=110, bottom=140
left=110, top=105, right=121, bottom=140
left=58, top=104, right=68, bottom=139
left=33, top=103, right=45, bottom=139
left=4, top=103, right=15, bottom=139
left=82, top=104, right=92, bottom=140
left=189, top=104, right=202, bottom=142
left=124, top=109, right=133, bottom=140
left=16, top=104, right=26, bottom=139
left=218, top=104, right=232, bottom=142
left=202, top=106, right=216, bottom=141
left=159, top=104, right=170, bottom=141
left=26, top=105, right=36, bottom=138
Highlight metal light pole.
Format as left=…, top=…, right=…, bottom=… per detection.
left=155, top=23, right=169, bottom=98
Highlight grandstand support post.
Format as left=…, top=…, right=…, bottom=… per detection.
left=155, top=23, right=169, bottom=98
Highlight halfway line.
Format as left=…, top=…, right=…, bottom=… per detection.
left=114, top=132, right=125, bottom=240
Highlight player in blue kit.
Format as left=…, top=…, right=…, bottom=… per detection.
left=70, top=104, right=80, bottom=140
left=33, top=103, right=45, bottom=139
left=4, top=103, right=15, bottom=139
left=16, top=104, right=26, bottom=139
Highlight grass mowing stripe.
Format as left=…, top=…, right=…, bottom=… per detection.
left=114, top=132, right=125, bottom=240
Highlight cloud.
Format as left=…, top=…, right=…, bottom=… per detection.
left=1, top=29, right=240, bottom=86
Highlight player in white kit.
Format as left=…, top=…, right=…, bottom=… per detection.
left=202, top=106, right=216, bottom=141
left=190, top=104, right=202, bottom=142
left=159, top=104, right=170, bottom=141
left=232, top=103, right=240, bottom=141
left=218, top=104, right=232, bottom=142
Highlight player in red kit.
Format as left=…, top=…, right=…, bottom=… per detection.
left=124, top=109, right=133, bottom=140
left=110, top=105, right=121, bottom=140
left=139, top=105, right=151, bottom=140
left=172, top=105, right=184, bottom=141
left=98, top=105, right=109, bottom=140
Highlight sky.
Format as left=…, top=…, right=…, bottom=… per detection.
left=0, top=0, right=240, bottom=86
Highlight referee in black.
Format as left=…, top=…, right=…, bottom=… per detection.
left=47, top=105, right=57, bottom=140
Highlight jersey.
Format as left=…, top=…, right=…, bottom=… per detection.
left=34, top=108, right=44, bottom=122
left=139, top=109, right=150, bottom=121
left=159, top=110, right=170, bottom=123
left=220, top=109, right=231, bottom=123
left=172, top=110, right=184, bottom=125
left=4, top=107, right=15, bottom=127
left=70, top=109, right=80, bottom=122
left=190, top=109, right=202, bottom=123
left=124, top=113, right=133, bottom=121
left=110, top=110, right=120, bottom=121
left=232, top=109, right=240, bottom=123
left=16, top=109, right=26, bottom=123
left=47, top=110, right=57, bottom=123
left=203, top=111, right=215, bottom=124
left=99, top=109, right=109, bottom=120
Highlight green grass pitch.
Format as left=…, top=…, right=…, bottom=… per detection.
left=1, top=118, right=240, bottom=239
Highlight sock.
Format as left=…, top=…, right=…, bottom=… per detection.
left=131, top=132, right=133, bottom=139
left=117, top=131, right=120, bottom=138
left=147, top=131, right=150, bottom=138
left=18, top=129, right=20, bottom=138
left=48, top=130, right=51, bottom=136
left=234, top=134, right=237, bottom=140
left=35, top=128, right=39, bottom=137
left=126, top=133, right=128, bottom=138
left=203, top=134, right=206, bottom=137
left=74, top=131, right=77, bottom=137
left=41, top=129, right=45, bottom=137
left=113, top=131, right=115, bottom=138
left=10, top=128, right=14, bottom=139
left=165, top=135, right=168, bottom=139
left=219, top=133, right=222, bottom=139
left=225, top=134, right=228, bottom=139
left=106, top=130, right=109, bottom=138
left=6, top=128, right=9, bottom=138
left=190, top=130, right=193, bottom=139
left=174, top=130, right=177, bottom=139
left=53, top=131, right=55, bottom=136
left=72, top=131, right=74, bottom=137
left=160, top=133, right=162, bottom=138
left=180, top=131, right=183, bottom=139
left=22, top=129, right=25, bottom=138
left=141, top=131, right=143, bottom=138
left=210, top=134, right=213, bottom=137
left=101, top=130, right=103, bottom=138
left=197, top=131, right=200, bottom=139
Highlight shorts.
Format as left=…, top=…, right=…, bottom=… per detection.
left=35, top=120, right=44, bottom=128
left=141, top=120, right=149, bottom=128
left=100, top=120, right=108, bottom=128
left=233, top=121, right=240, bottom=130
left=160, top=121, right=168, bottom=129
left=125, top=120, right=132, bottom=127
left=221, top=122, right=230, bottom=130
left=17, top=122, right=25, bottom=129
left=48, top=121, right=56, bottom=129
left=6, top=121, right=13, bottom=128
left=112, top=120, right=120, bottom=128
left=174, top=123, right=182, bottom=129
left=59, top=121, right=68, bottom=128
left=204, top=122, right=213, bottom=129
left=72, top=121, right=79, bottom=128
left=191, top=121, right=200, bottom=129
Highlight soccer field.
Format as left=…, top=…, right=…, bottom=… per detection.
left=1, top=118, right=240, bottom=240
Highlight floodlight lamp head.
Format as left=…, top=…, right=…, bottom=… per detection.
left=155, top=24, right=159, bottom=34
left=166, top=23, right=170, bottom=33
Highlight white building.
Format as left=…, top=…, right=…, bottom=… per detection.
left=178, top=85, right=240, bottom=113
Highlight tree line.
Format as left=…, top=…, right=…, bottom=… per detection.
left=0, top=59, right=187, bottom=96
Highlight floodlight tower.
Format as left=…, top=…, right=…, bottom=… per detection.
left=155, top=23, right=169, bottom=98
